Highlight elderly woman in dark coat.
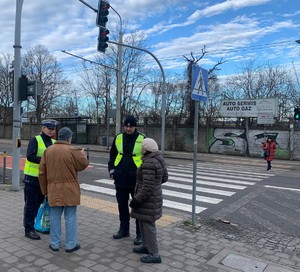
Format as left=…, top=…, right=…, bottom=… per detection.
left=129, top=138, right=168, bottom=264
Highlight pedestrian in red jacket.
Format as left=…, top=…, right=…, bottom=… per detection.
left=262, top=137, right=276, bottom=171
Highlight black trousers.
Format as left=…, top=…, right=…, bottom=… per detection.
left=115, top=186, right=140, bottom=236
left=23, top=178, right=44, bottom=233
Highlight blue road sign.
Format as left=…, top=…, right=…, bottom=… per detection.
left=191, top=66, right=208, bottom=102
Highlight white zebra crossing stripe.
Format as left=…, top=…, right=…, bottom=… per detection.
left=163, top=199, right=206, bottom=213
left=91, top=178, right=238, bottom=195
left=163, top=189, right=222, bottom=204
left=81, top=184, right=115, bottom=195
left=80, top=183, right=207, bottom=213
left=169, top=176, right=247, bottom=190
left=80, top=163, right=275, bottom=214
left=169, top=174, right=256, bottom=186
left=162, top=181, right=235, bottom=196
left=176, top=164, right=275, bottom=178
left=168, top=167, right=263, bottom=181
left=89, top=163, right=108, bottom=167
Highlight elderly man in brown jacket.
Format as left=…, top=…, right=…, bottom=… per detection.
left=39, top=127, right=89, bottom=253
left=130, top=138, right=168, bottom=264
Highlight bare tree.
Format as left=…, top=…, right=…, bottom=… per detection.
left=223, top=60, right=297, bottom=120
left=103, top=31, right=154, bottom=121
left=183, top=48, right=226, bottom=124
left=0, top=53, right=14, bottom=134
left=21, top=45, right=69, bottom=122
left=77, top=63, right=111, bottom=122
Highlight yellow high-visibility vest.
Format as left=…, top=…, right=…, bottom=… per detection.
left=114, top=133, right=144, bottom=168
left=23, top=135, right=55, bottom=177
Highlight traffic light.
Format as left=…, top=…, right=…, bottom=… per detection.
left=18, top=75, right=30, bottom=101
left=96, top=0, right=110, bottom=53
left=97, top=29, right=109, bottom=53
left=294, top=107, right=300, bottom=120
left=18, top=75, right=41, bottom=101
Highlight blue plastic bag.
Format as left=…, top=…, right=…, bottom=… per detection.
left=34, top=197, right=50, bottom=233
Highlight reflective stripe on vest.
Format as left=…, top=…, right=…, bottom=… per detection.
left=114, top=133, right=144, bottom=168
left=23, top=136, right=55, bottom=177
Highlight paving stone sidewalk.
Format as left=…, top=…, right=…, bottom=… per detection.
left=1, top=185, right=300, bottom=272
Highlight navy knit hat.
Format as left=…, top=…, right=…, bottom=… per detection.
left=58, top=127, right=73, bottom=140
left=123, top=115, right=137, bottom=127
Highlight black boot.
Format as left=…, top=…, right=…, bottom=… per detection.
left=113, top=229, right=130, bottom=239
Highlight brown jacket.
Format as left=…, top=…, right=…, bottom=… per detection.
left=130, top=151, right=168, bottom=222
left=39, top=141, right=89, bottom=207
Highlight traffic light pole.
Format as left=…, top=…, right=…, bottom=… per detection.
left=109, top=5, right=123, bottom=135
left=116, top=32, right=122, bottom=134
left=108, top=40, right=166, bottom=154
left=12, top=0, right=23, bottom=191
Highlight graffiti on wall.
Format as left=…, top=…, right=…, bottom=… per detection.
left=208, top=128, right=289, bottom=158
left=208, top=128, right=246, bottom=154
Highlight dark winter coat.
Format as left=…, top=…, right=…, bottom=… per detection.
left=108, top=130, right=144, bottom=189
left=263, top=140, right=276, bottom=161
left=130, top=151, right=168, bottom=222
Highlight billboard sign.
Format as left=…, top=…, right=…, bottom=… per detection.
left=220, top=98, right=278, bottom=118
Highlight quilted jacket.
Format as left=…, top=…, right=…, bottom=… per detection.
left=130, top=151, right=168, bottom=222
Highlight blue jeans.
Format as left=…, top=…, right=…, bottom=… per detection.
left=49, top=206, right=77, bottom=250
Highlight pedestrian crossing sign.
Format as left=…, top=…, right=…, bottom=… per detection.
left=191, top=66, right=208, bottom=102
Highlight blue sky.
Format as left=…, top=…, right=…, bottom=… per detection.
left=1, top=0, right=300, bottom=80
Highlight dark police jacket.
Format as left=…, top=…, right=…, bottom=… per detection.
left=108, top=130, right=144, bottom=189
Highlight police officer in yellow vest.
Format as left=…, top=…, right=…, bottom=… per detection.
left=23, top=119, right=57, bottom=240
left=108, top=115, right=145, bottom=245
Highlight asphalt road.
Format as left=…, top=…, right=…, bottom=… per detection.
left=1, top=143, right=300, bottom=239
left=80, top=151, right=300, bottom=238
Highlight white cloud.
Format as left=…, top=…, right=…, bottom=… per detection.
left=0, top=0, right=298, bottom=79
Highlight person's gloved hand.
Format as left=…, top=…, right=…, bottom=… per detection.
left=109, top=169, right=115, bottom=179
left=129, top=198, right=141, bottom=209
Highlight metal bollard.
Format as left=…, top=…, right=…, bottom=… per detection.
left=3, top=151, right=6, bottom=183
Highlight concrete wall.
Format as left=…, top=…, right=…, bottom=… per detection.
left=207, top=127, right=290, bottom=159
left=0, top=122, right=298, bottom=160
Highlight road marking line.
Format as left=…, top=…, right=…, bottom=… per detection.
left=162, top=189, right=222, bottom=204
left=170, top=175, right=255, bottom=186
left=84, top=181, right=222, bottom=204
left=81, top=184, right=115, bottom=195
left=163, top=199, right=206, bottom=213
left=168, top=167, right=264, bottom=181
left=169, top=177, right=247, bottom=190
left=93, top=178, right=236, bottom=196
left=264, top=185, right=300, bottom=192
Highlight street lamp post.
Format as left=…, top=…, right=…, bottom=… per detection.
left=11, top=0, right=24, bottom=191
left=108, top=40, right=166, bottom=154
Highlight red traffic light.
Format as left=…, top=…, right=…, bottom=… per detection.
left=96, top=0, right=110, bottom=27
left=96, top=0, right=110, bottom=52
left=99, top=30, right=109, bottom=41
left=97, top=29, right=109, bottom=52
